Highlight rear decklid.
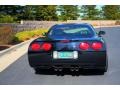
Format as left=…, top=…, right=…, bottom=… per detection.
left=29, top=36, right=106, bottom=52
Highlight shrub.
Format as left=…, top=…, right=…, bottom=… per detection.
left=115, top=20, right=120, bottom=25
left=0, top=26, right=14, bottom=45
left=0, top=15, right=15, bottom=23
left=13, top=28, right=48, bottom=42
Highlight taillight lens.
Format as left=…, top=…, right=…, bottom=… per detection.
left=92, top=42, right=102, bottom=50
left=80, top=42, right=90, bottom=50
left=31, top=42, right=52, bottom=51
left=41, top=43, right=52, bottom=51
left=31, top=43, right=40, bottom=51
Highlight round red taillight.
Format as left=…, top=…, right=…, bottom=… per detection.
left=31, top=43, right=40, bottom=51
left=80, top=42, right=90, bottom=50
left=92, top=42, right=102, bottom=50
left=42, top=43, right=52, bottom=51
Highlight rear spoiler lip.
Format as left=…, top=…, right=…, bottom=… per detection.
left=31, top=36, right=103, bottom=43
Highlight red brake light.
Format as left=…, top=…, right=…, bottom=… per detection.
left=92, top=42, right=102, bottom=50
left=42, top=43, right=52, bottom=51
left=31, top=43, right=40, bottom=51
left=80, top=42, right=90, bottom=50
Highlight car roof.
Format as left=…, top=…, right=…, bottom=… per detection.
left=55, top=23, right=92, bottom=26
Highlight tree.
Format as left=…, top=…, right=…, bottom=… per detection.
left=58, top=5, right=80, bottom=21
left=0, top=5, right=58, bottom=21
left=81, top=5, right=100, bottom=20
left=35, top=5, right=58, bottom=21
left=0, top=5, right=24, bottom=22
left=0, top=6, right=24, bottom=16
left=22, top=5, right=36, bottom=20
left=0, top=14, right=14, bottom=23
left=102, top=5, right=120, bottom=20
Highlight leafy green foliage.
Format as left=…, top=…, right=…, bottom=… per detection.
left=0, top=5, right=24, bottom=22
left=13, top=29, right=48, bottom=42
left=0, top=5, right=58, bottom=22
left=58, top=5, right=80, bottom=21
left=35, top=5, right=58, bottom=21
left=21, top=6, right=35, bottom=20
left=81, top=5, right=100, bottom=20
left=0, top=5, right=120, bottom=22
left=102, top=5, right=120, bottom=20
left=0, top=14, right=15, bottom=23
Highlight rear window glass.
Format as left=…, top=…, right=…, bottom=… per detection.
left=48, top=24, right=95, bottom=38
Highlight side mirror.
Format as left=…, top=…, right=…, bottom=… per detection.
left=98, top=31, right=105, bottom=36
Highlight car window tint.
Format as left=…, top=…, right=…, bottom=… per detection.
left=48, top=24, right=95, bottom=38
left=63, top=28, right=89, bottom=34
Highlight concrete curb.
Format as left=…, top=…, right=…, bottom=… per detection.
left=0, top=39, right=33, bottom=57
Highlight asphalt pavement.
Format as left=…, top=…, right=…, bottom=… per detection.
left=0, top=26, right=120, bottom=85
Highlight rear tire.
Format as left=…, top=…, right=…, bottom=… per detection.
left=101, top=58, right=108, bottom=72
left=99, top=57, right=108, bottom=74
left=98, top=65, right=108, bottom=75
left=34, top=68, right=43, bottom=74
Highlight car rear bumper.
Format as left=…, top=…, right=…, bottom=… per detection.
left=28, top=51, right=107, bottom=69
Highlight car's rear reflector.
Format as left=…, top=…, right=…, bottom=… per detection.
left=60, top=40, right=70, bottom=43
left=80, top=42, right=90, bottom=50
left=31, top=43, right=41, bottom=51
left=41, top=43, right=52, bottom=51
left=92, top=42, right=102, bottom=50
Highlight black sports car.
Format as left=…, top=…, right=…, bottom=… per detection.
left=28, top=23, right=108, bottom=74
